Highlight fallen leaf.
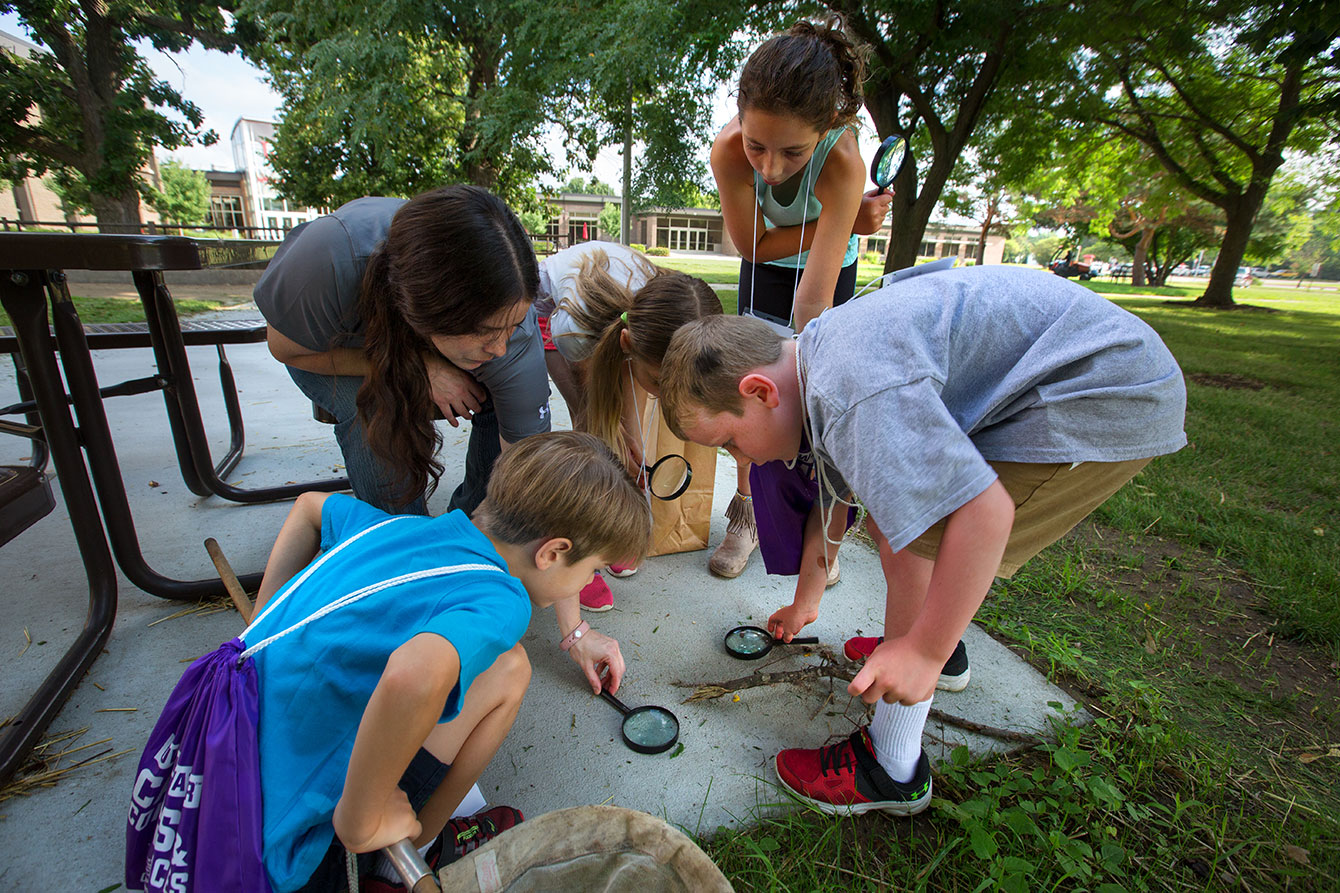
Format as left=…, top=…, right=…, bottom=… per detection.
left=1143, top=631, right=1158, bottom=654
left=1298, top=752, right=1321, bottom=764
left=1313, top=527, right=1325, bottom=537
left=147, top=480, right=159, bottom=487
left=1284, top=845, right=1309, bottom=865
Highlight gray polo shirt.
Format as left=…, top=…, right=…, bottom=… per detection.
left=254, top=197, right=550, bottom=443
left=798, top=265, right=1186, bottom=552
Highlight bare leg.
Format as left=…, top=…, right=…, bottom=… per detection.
left=545, top=352, right=587, bottom=432
left=411, top=643, right=531, bottom=846
left=866, top=516, right=933, bottom=638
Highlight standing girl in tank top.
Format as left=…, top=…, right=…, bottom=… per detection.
left=708, top=16, right=891, bottom=593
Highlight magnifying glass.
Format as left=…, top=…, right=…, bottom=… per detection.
left=644, top=454, right=692, bottom=501
left=723, top=625, right=819, bottom=661
left=599, top=688, right=681, bottom=754
left=870, top=135, right=911, bottom=194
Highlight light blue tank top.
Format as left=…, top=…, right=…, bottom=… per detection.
left=755, top=126, right=860, bottom=270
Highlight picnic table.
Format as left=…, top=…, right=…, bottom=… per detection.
left=0, top=232, right=346, bottom=785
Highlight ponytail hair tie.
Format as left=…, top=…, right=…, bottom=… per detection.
left=620, top=311, right=629, bottom=324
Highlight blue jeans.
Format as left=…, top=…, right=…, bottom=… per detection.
left=286, top=366, right=499, bottom=516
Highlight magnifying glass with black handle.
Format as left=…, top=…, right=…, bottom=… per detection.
left=723, top=625, right=819, bottom=660
left=870, top=135, right=911, bottom=194
left=643, top=453, right=691, bottom=501
left=599, top=687, right=681, bottom=754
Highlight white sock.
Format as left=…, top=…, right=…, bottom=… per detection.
left=370, top=840, right=434, bottom=883
left=868, top=697, right=932, bottom=783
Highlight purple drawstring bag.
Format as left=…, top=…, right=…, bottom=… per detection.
left=126, top=637, right=271, bottom=893
left=750, top=433, right=856, bottom=576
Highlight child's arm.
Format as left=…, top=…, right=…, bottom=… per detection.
left=555, top=595, right=626, bottom=693
left=253, top=491, right=332, bottom=613
left=791, top=135, right=864, bottom=330
left=333, top=632, right=461, bottom=853
left=849, top=481, right=1014, bottom=705
left=711, top=124, right=831, bottom=265
left=768, top=500, right=847, bottom=641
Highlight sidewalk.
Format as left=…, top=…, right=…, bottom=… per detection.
left=0, top=332, right=1083, bottom=888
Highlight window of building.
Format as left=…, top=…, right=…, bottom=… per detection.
left=866, top=237, right=888, bottom=255
left=569, top=216, right=598, bottom=244
left=919, top=240, right=937, bottom=257
left=208, top=195, right=246, bottom=230
left=262, top=197, right=290, bottom=213
left=654, top=216, right=714, bottom=253
left=964, top=242, right=980, bottom=260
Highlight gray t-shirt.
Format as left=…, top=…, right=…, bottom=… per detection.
left=798, top=265, right=1186, bottom=552
left=254, top=196, right=551, bottom=443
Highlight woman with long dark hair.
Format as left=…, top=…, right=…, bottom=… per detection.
left=255, top=185, right=549, bottom=516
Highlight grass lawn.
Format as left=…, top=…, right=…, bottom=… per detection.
left=0, top=294, right=225, bottom=328
left=694, top=291, right=1340, bottom=889
left=9, top=268, right=1335, bottom=888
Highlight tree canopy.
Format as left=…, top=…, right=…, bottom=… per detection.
left=1062, top=0, right=1340, bottom=305
left=0, top=1, right=247, bottom=228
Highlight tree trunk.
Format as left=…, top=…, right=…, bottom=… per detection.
left=1197, top=192, right=1262, bottom=308
left=621, top=89, right=632, bottom=246
left=1130, top=236, right=1148, bottom=288
left=91, top=187, right=143, bottom=233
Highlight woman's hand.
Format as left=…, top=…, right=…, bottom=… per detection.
left=423, top=353, right=487, bottom=426
left=569, top=629, right=626, bottom=694
left=333, top=786, right=422, bottom=854
left=852, top=189, right=894, bottom=235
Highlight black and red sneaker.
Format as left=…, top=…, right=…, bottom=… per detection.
left=360, top=806, right=524, bottom=892
left=775, top=727, right=932, bottom=816
left=841, top=637, right=971, bottom=692
left=434, top=805, right=523, bottom=863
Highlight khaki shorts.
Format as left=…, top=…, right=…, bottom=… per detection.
left=903, top=458, right=1152, bottom=578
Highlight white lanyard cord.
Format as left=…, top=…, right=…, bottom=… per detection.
left=244, top=516, right=409, bottom=635
left=749, top=153, right=814, bottom=332
left=240, top=562, right=505, bottom=661
left=794, top=346, right=859, bottom=554
left=629, top=360, right=653, bottom=510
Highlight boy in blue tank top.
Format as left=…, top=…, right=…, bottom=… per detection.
left=245, top=431, right=649, bottom=891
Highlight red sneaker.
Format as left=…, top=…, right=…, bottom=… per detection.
left=606, top=563, right=639, bottom=578
left=775, top=728, right=931, bottom=816
left=579, top=571, right=614, bottom=612
left=842, top=637, right=971, bottom=692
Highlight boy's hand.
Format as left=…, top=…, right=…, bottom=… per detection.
left=333, top=786, right=422, bottom=854
left=768, top=601, right=818, bottom=642
left=848, top=636, right=940, bottom=705
left=569, top=630, right=625, bottom=694
left=852, top=189, right=894, bottom=236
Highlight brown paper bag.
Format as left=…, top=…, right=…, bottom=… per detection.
left=636, top=388, right=716, bottom=556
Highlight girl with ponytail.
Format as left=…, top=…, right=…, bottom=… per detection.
left=535, top=241, right=720, bottom=610
left=706, top=16, right=891, bottom=600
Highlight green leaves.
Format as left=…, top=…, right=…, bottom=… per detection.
left=1, top=0, right=243, bottom=224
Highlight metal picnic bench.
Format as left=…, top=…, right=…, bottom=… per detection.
left=0, top=231, right=347, bottom=785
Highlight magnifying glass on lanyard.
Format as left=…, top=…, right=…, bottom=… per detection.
left=870, top=134, right=911, bottom=194
left=723, top=625, right=819, bottom=661
left=599, top=686, right=681, bottom=754
left=643, top=454, right=692, bottom=501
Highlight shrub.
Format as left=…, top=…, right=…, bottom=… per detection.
left=646, top=246, right=670, bottom=256
left=861, top=251, right=882, bottom=264
left=630, top=243, right=646, bottom=253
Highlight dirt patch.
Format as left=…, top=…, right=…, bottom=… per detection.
left=1050, top=521, right=1339, bottom=753
left=1187, top=372, right=1267, bottom=390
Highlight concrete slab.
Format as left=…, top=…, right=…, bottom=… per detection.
left=0, top=327, right=1082, bottom=888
